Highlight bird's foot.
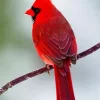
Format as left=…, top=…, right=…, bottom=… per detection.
left=69, top=63, right=71, bottom=67
left=70, top=55, right=77, bottom=65
left=45, top=64, right=51, bottom=75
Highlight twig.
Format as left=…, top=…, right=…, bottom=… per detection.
left=0, top=42, right=100, bottom=95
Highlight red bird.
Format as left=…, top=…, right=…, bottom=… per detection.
left=25, top=0, right=77, bottom=100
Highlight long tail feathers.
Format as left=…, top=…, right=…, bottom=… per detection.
left=54, top=60, right=75, bottom=100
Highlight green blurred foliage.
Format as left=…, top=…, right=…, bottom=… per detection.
left=0, top=0, right=32, bottom=50
left=0, top=0, right=100, bottom=100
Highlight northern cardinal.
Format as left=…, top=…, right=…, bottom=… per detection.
left=25, top=0, right=77, bottom=100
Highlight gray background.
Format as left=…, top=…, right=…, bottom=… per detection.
left=0, top=0, right=100, bottom=100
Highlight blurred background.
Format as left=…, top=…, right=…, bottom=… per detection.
left=0, top=0, right=100, bottom=100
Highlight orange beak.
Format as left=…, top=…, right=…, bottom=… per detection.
left=25, top=8, right=35, bottom=16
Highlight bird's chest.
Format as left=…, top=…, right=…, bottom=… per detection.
left=32, top=23, right=53, bottom=46
left=32, top=30, right=53, bottom=65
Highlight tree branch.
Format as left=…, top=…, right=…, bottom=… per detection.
left=0, top=42, right=100, bottom=95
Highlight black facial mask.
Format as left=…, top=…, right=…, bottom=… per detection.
left=31, top=6, right=41, bottom=21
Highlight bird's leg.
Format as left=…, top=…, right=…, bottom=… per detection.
left=70, top=55, right=77, bottom=65
left=69, top=63, right=71, bottom=67
left=45, top=64, right=51, bottom=75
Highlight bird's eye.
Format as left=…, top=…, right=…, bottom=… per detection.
left=31, top=6, right=41, bottom=14
left=31, top=6, right=41, bottom=22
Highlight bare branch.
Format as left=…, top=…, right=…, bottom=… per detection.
left=0, top=42, right=100, bottom=95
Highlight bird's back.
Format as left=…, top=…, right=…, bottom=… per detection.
left=32, top=15, right=77, bottom=66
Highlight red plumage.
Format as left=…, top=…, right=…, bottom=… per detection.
left=25, top=0, right=77, bottom=100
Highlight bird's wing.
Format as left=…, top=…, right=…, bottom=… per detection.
left=33, top=17, right=77, bottom=67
